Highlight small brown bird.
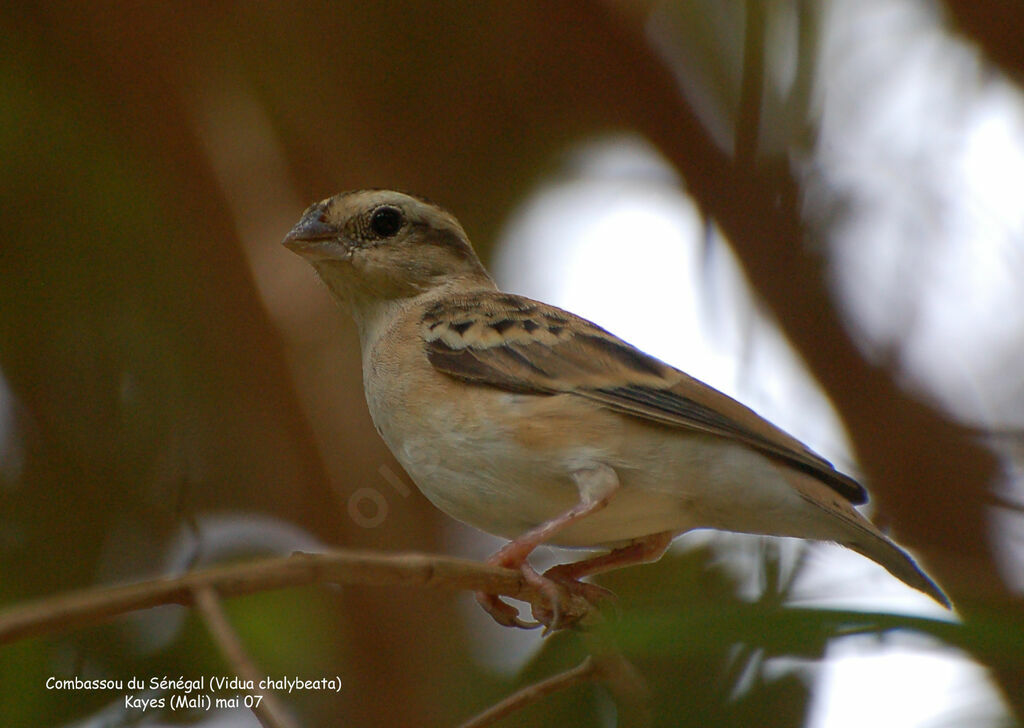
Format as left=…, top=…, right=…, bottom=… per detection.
left=283, top=189, right=949, bottom=628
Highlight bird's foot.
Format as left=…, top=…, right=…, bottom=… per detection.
left=475, top=556, right=605, bottom=632
left=527, top=566, right=615, bottom=631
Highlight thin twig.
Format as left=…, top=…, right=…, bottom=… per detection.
left=0, top=549, right=530, bottom=645
left=457, top=656, right=601, bottom=728
left=580, top=632, right=652, bottom=728
left=192, top=585, right=301, bottom=728
left=986, top=491, right=1024, bottom=515
left=736, top=0, right=766, bottom=165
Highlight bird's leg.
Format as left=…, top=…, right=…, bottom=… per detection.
left=525, top=532, right=674, bottom=628
left=544, top=531, right=674, bottom=588
left=475, top=464, right=620, bottom=630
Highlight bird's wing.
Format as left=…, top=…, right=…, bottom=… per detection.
left=422, top=291, right=867, bottom=505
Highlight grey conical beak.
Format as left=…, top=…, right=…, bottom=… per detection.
left=283, top=201, right=340, bottom=252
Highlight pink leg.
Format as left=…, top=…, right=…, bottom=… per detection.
left=545, top=531, right=674, bottom=586
left=475, top=464, right=620, bottom=629
left=526, top=532, right=675, bottom=628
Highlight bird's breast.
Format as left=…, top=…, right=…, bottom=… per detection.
left=367, top=366, right=590, bottom=537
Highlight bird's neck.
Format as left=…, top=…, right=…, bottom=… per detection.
left=351, top=274, right=498, bottom=352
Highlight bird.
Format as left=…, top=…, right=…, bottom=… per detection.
left=282, top=188, right=950, bottom=628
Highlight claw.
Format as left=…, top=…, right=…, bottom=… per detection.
left=530, top=568, right=614, bottom=631
left=476, top=544, right=633, bottom=631
left=474, top=590, right=543, bottom=629
left=476, top=559, right=594, bottom=631
left=521, top=561, right=567, bottom=628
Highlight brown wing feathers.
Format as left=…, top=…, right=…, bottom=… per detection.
left=422, top=292, right=867, bottom=505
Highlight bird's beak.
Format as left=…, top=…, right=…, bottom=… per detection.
left=282, top=201, right=344, bottom=257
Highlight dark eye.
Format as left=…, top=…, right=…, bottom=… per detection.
left=369, top=205, right=404, bottom=238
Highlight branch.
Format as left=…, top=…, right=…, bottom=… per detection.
left=192, top=586, right=302, bottom=728
left=581, top=642, right=653, bottom=728
left=736, top=0, right=766, bottom=165
left=458, top=624, right=655, bottom=728
left=0, top=550, right=528, bottom=646
left=944, top=0, right=1024, bottom=77
left=457, top=656, right=601, bottom=728
left=2, top=549, right=653, bottom=724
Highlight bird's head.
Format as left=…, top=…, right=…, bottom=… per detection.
left=283, top=189, right=493, bottom=310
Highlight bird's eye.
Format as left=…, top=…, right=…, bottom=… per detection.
left=369, top=205, right=404, bottom=238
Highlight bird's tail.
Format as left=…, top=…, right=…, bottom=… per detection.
left=840, top=526, right=950, bottom=608
left=789, top=476, right=951, bottom=608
